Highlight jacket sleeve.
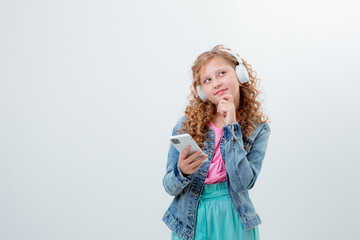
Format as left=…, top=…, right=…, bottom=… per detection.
left=222, top=122, right=271, bottom=193
left=162, top=122, right=193, bottom=196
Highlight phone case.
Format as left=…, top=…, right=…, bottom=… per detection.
left=170, top=134, right=209, bottom=163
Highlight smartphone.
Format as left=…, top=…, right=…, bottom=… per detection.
left=170, top=134, right=209, bottom=163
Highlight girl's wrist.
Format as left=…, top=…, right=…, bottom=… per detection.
left=225, top=116, right=237, bottom=125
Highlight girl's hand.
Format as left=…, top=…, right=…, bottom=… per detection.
left=217, top=94, right=237, bottom=125
left=178, top=146, right=208, bottom=177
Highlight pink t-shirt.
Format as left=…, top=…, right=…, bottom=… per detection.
left=204, top=121, right=227, bottom=184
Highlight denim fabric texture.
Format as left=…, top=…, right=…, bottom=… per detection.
left=162, top=116, right=271, bottom=240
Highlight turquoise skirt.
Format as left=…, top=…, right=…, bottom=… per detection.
left=171, top=181, right=260, bottom=240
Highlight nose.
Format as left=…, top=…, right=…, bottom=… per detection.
left=212, top=77, right=222, bottom=89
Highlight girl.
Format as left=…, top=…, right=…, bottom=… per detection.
left=162, top=45, right=271, bottom=240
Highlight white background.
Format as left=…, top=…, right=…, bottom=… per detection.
left=1, top=0, right=359, bottom=239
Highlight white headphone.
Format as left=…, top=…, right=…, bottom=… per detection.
left=196, top=49, right=249, bottom=102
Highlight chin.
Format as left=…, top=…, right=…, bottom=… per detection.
left=209, top=99, right=220, bottom=105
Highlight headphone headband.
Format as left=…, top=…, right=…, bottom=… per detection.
left=218, top=49, right=244, bottom=65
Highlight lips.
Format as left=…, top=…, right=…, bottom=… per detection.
left=215, top=89, right=227, bottom=95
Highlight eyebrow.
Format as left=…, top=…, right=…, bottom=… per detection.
left=201, top=68, right=227, bottom=80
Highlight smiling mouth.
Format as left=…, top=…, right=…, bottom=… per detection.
left=215, top=89, right=227, bottom=95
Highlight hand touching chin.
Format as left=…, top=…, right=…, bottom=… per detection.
left=217, top=94, right=237, bottom=125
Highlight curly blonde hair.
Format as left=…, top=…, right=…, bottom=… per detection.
left=178, top=44, right=271, bottom=149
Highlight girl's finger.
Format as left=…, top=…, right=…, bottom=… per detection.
left=180, top=145, right=191, bottom=160
left=191, top=160, right=203, bottom=171
left=220, top=94, right=233, bottom=103
left=217, top=100, right=225, bottom=112
left=189, top=155, right=207, bottom=168
left=187, top=150, right=203, bottom=163
left=189, top=154, right=207, bottom=166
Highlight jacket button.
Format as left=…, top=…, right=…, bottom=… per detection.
left=245, top=145, right=249, bottom=151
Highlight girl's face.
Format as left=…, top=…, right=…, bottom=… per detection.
left=199, top=56, right=241, bottom=106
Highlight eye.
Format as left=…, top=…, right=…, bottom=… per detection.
left=219, top=71, right=225, bottom=76
left=203, top=78, right=211, bottom=84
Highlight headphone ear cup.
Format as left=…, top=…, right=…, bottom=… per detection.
left=196, top=85, right=207, bottom=102
left=218, top=48, right=249, bottom=84
left=235, top=64, right=250, bottom=84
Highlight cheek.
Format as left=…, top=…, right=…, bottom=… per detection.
left=231, top=80, right=240, bottom=91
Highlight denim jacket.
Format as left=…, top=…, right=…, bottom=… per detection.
left=162, top=115, right=271, bottom=240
